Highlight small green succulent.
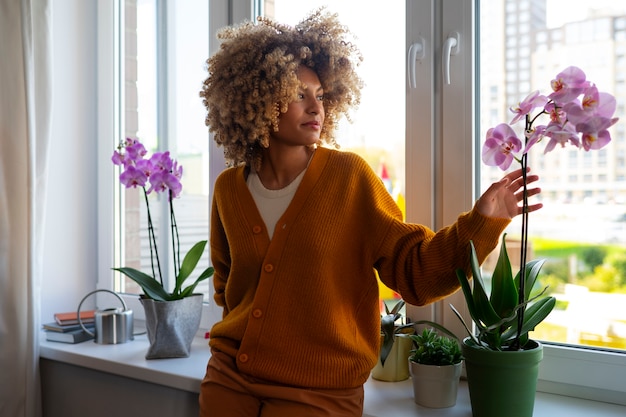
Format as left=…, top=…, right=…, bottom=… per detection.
left=409, top=327, right=463, bottom=366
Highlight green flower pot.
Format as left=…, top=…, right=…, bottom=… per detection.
left=462, top=337, right=543, bottom=417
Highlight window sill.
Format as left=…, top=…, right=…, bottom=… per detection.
left=40, top=332, right=626, bottom=417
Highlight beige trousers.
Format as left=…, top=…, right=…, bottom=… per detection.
left=199, top=349, right=364, bottom=417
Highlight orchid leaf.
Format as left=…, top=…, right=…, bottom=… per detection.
left=173, top=240, right=208, bottom=295
left=114, top=267, right=172, bottom=302
left=179, top=266, right=215, bottom=298
left=449, top=304, right=479, bottom=344
left=455, top=269, right=484, bottom=332
left=468, top=242, right=502, bottom=327
left=514, top=258, right=546, bottom=300
left=490, top=234, right=518, bottom=318
left=518, top=296, right=556, bottom=335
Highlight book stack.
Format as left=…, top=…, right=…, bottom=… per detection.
left=43, top=310, right=97, bottom=344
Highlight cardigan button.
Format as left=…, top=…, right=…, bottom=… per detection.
left=252, top=309, right=263, bottom=318
left=264, top=264, right=274, bottom=273
left=239, top=353, right=249, bottom=363
left=252, top=225, right=262, bottom=234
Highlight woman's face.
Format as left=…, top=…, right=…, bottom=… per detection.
left=271, top=66, right=325, bottom=147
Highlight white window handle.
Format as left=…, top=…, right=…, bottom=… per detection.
left=407, top=37, right=425, bottom=89
left=442, top=32, right=460, bottom=85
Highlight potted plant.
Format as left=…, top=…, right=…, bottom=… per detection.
left=452, top=66, right=618, bottom=417
left=371, top=299, right=415, bottom=381
left=111, top=137, right=214, bottom=359
left=408, top=326, right=463, bottom=408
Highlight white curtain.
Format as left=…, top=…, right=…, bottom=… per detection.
left=0, top=1, right=51, bottom=416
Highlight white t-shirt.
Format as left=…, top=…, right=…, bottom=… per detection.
left=246, top=168, right=307, bottom=239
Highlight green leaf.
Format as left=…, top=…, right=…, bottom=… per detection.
left=389, top=299, right=405, bottom=316
left=380, top=317, right=396, bottom=366
left=501, top=296, right=556, bottom=342
left=179, top=266, right=214, bottom=298
left=173, top=240, right=208, bottom=295
left=113, top=267, right=172, bottom=301
left=449, top=303, right=479, bottom=344
left=518, top=296, right=556, bottom=335
left=413, top=320, right=459, bottom=342
left=379, top=299, right=407, bottom=366
left=490, top=234, right=518, bottom=318
left=455, top=268, right=486, bottom=333
left=515, top=258, right=546, bottom=300
left=468, top=242, right=501, bottom=327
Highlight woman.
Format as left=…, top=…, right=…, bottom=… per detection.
left=198, top=9, right=541, bottom=417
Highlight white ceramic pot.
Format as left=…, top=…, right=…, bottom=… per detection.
left=409, top=359, right=462, bottom=408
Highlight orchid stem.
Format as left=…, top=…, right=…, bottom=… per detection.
left=169, top=190, right=181, bottom=280
left=143, top=187, right=163, bottom=285
left=516, top=115, right=532, bottom=349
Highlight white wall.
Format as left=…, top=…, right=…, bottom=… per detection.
left=40, top=0, right=99, bottom=323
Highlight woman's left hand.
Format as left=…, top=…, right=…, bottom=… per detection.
left=475, top=168, right=542, bottom=220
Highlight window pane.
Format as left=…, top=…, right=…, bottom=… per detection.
left=268, top=0, right=406, bottom=307
left=480, top=0, right=626, bottom=352
left=120, top=0, right=210, bottom=299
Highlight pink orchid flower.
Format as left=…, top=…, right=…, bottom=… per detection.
left=119, top=165, right=148, bottom=188
left=576, top=116, right=618, bottom=151
left=564, top=87, right=617, bottom=125
left=147, top=170, right=183, bottom=198
left=124, top=139, right=148, bottom=161
left=482, top=123, right=522, bottom=170
left=544, top=102, right=567, bottom=125
left=549, top=66, right=590, bottom=104
left=172, top=160, right=183, bottom=181
left=543, top=121, right=581, bottom=153
left=135, top=158, right=155, bottom=178
left=150, top=151, right=174, bottom=172
left=510, top=90, right=549, bottom=125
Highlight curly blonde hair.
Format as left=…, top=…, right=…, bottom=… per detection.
left=200, top=8, right=363, bottom=167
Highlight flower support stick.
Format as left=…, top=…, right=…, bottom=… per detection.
left=169, top=189, right=181, bottom=278
left=143, top=186, right=163, bottom=285
left=515, top=116, right=533, bottom=349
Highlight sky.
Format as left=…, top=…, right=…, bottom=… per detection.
left=546, top=0, right=625, bottom=27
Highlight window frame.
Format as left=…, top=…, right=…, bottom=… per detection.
left=404, top=0, right=626, bottom=405
left=96, top=0, right=252, bottom=329
left=96, top=0, right=626, bottom=404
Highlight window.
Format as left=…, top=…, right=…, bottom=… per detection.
left=478, top=0, right=626, bottom=403
left=97, top=0, right=626, bottom=404
left=268, top=0, right=406, bottom=308
left=118, top=0, right=211, bottom=298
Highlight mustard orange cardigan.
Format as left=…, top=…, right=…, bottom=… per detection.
left=208, top=146, right=509, bottom=389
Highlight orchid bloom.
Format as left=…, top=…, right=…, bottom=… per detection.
left=544, top=102, right=567, bottom=125
left=119, top=165, right=148, bottom=188
left=482, top=123, right=522, bottom=170
left=510, top=90, right=548, bottom=125
left=548, top=66, right=590, bottom=104
left=112, top=138, right=184, bottom=197
left=147, top=170, right=183, bottom=198
left=124, top=138, right=147, bottom=161
left=150, top=151, right=174, bottom=173
left=564, top=88, right=617, bottom=125
left=135, top=158, right=155, bottom=178
left=576, top=116, right=618, bottom=151
left=543, top=121, right=581, bottom=153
